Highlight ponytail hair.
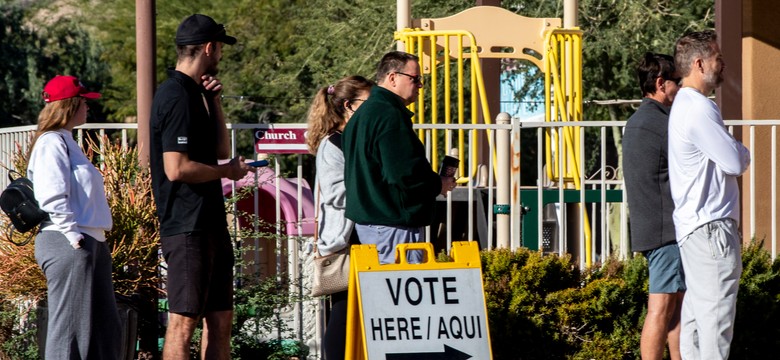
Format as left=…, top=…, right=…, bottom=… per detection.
left=306, top=75, right=373, bottom=154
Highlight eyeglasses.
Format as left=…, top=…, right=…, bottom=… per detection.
left=347, top=98, right=367, bottom=111
left=395, top=72, right=423, bottom=86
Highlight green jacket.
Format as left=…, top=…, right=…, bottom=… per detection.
left=343, top=86, right=442, bottom=227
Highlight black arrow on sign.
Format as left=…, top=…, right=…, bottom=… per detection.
left=385, top=344, right=472, bottom=360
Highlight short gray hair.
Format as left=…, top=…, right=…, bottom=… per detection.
left=674, top=30, right=718, bottom=78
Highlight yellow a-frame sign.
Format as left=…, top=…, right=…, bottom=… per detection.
left=345, top=241, right=492, bottom=359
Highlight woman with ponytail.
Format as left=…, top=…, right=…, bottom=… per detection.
left=306, top=75, right=373, bottom=360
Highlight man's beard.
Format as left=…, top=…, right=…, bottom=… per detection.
left=205, top=58, right=220, bottom=76
left=704, top=68, right=723, bottom=88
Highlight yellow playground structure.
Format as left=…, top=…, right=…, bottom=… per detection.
left=395, top=6, right=597, bottom=266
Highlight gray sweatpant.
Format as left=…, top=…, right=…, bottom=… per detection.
left=35, top=231, right=121, bottom=360
left=678, top=219, right=742, bottom=360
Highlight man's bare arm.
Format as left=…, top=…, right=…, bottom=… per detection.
left=163, top=152, right=250, bottom=183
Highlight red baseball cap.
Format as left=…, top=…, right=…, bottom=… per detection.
left=42, top=75, right=101, bottom=103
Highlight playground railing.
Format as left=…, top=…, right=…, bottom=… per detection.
left=3, top=118, right=780, bottom=355
left=396, top=28, right=494, bottom=182
left=2, top=119, right=780, bottom=265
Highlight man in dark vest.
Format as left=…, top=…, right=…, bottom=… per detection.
left=623, top=52, right=685, bottom=360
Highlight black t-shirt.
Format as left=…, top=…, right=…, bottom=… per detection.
left=150, top=69, right=227, bottom=236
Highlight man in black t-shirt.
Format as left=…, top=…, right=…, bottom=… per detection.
left=149, top=14, right=252, bottom=359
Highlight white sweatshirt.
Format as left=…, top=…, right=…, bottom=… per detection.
left=668, top=87, right=750, bottom=243
left=27, top=129, right=112, bottom=246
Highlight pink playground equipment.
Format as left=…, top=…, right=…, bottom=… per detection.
left=221, top=163, right=315, bottom=276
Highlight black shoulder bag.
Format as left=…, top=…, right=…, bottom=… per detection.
left=0, top=133, right=69, bottom=245
left=0, top=170, right=49, bottom=245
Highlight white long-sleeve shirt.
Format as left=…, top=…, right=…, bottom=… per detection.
left=668, top=87, right=750, bottom=243
left=27, top=129, right=112, bottom=246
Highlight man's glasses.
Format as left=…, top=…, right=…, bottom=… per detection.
left=395, top=72, right=423, bottom=86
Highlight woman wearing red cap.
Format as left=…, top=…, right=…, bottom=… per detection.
left=28, top=75, right=121, bottom=359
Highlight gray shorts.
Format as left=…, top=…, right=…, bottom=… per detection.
left=644, top=242, right=686, bottom=294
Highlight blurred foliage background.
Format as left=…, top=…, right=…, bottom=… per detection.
left=0, top=1, right=724, bottom=358
left=0, top=0, right=715, bottom=187
left=2, top=0, right=713, bottom=127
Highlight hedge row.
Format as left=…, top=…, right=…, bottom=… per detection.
left=481, top=240, right=780, bottom=359
left=4, top=239, right=778, bottom=359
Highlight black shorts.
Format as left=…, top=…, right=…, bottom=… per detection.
left=161, top=229, right=234, bottom=315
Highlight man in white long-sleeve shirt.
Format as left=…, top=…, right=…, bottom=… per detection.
left=668, top=30, right=750, bottom=360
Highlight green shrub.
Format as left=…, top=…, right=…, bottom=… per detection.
left=481, top=249, right=645, bottom=359
left=480, top=241, right=780, bottom=360
left=481, top=249, right=579, bottom=359
left=731, top=239, right=780, bottom=358
left=88, top=136, right=160, bottom=297
left=0, top=302, right=37, bottom=360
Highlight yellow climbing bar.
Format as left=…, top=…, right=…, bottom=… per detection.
left=395, top=28, right=494, bottom=181
left=543, top=28, right=594, bottom=267
left=544, top=29, right=583, bottom=183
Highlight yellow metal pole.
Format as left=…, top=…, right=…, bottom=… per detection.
left=457, top=35, right=465, bottom=165
left=430, top=34, right=439, bottom=171
left=547, top=32, right=593, bottom=268
left=544, top=33, right=554, bottom=182
left=416, top=36, right=425, bottom=133
left=445, top=36, right=452, bottom=154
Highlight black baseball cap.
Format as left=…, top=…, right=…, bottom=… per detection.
left=175, top=14, right=237, bottom=46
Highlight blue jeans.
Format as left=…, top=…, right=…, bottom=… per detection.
left=354, top=224, right=423, bottom=264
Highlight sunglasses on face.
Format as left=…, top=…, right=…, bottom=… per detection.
left=395, top=71, right=423, bottom=85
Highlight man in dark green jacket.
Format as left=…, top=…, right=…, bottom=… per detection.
left=343, top=51, right=455, bottom=264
